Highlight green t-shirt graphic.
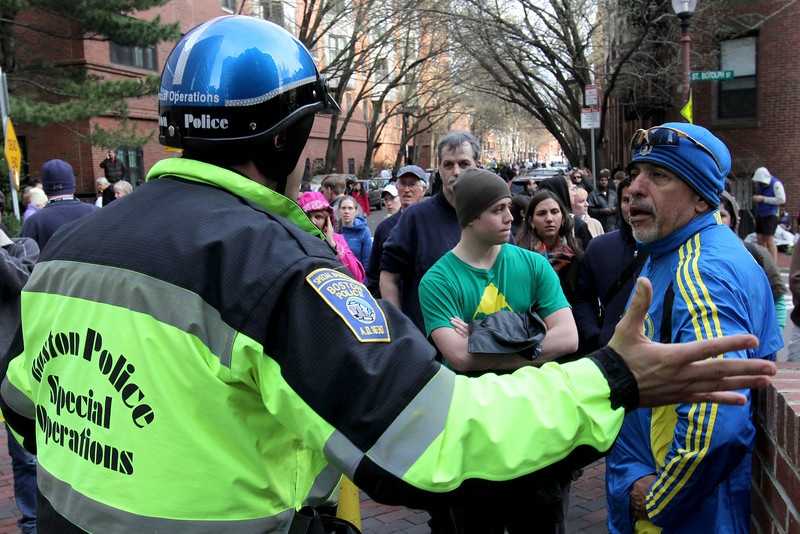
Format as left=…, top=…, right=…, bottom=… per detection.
left=419, top=243, right=569, bottom=337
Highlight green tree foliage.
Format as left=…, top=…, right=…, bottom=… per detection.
left=0, top=0, right=179, bottom=147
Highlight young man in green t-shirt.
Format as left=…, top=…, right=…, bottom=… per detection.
left=419, top=168, right=578, bottom=374
left=418, top=168, right=580, bottom=533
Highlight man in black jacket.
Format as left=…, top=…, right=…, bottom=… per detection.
left=99, top=150, right=127, bottom=182
left=588, top=169, right=618, bottom=231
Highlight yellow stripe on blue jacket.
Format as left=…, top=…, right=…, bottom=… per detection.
left=605, top=211, right=782, bottom=534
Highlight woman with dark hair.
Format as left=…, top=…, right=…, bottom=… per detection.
left=517, top=190, right=582, bottom=302
left=537, top=175, right=594, bottom=250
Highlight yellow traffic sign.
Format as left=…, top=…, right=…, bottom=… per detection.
left=4, top=118, right=21, bottom=189
left=680, top=90, right=694, bottom=125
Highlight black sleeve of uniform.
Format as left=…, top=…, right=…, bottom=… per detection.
left=260, top=254, right=439, bottom=450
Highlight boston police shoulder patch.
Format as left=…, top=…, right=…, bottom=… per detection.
left=306, top=268, right=391, bottom=343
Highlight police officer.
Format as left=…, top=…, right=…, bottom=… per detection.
left=0, top=16, right=774, bottom=533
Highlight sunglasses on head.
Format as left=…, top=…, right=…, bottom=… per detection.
left=630, top=127, right=723, bottom=174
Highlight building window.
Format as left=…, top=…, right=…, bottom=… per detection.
left=253, top=0, right=284, bottom=27
left=375, top=59, right=389, bottom=78
left=328, top=35, right=348, bottom=60
left=110, top=43, right=158, bottom=71
left=221, top=0, right=236, bottom=11
left=347, top=158, right=356, bottom=174
left=718, top=36, right=757, bottom=120
left=116, top=147, right=144, bottom=186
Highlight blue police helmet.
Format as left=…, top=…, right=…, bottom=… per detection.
left=158, top=15, right=339, bottom=150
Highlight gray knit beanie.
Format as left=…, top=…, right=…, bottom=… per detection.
left=454, top=168, right=511, bottom=228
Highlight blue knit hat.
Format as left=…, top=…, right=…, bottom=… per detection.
left=629, top=122, right=731, bottom=207
left=41, top=159, right=76, bottom=196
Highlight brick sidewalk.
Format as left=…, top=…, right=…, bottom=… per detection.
left=0, top=424, right=608, bottom=534
left=361, top=460, right=608, bottom=533
left=0, top=426, right=23, bottom=533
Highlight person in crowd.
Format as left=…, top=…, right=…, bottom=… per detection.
left=571, top=168, right=593, bottom=193
left=419, top=168, right=578, bottom=533
left=537, top=175, right=593, bottom=251
left=337, top=195, right=371, bottom=270
left=573, top=176, right=641, bottom=354
left=380, top=132, right=477, bottom=331
left=572, top=187, right=604, bottom=238
left=21, top=159, right=98, bottom=251
left=588, top=168, right=618, bottom=231
left=510, top=193, right=531, bottom=237
left=113, top=179, right=133, bottom=199
left=348, top=179, right=370, bottom=216
left=381, top=184, right=401, bottom=216
left=0, top=191, right=38, bottom=534
left=22, top=187, right=47, bottom=222
left=526, top=178, right=538, bottom=195
left=613, top=170, right=627, bottom=190
left=719, top=191, right=786, bottom=329
left=517, top=190, right=583, bottom=302
left=751, top=166, right=785, bottom=263
left=0, top=17, right=776, bottom=533
left=321, top=174, right=348, bottom=220
left=298, top=191, right=365, bottom=282
left=99, top=149, right=127, bottom=182
left=606, top=124, right=783, bottom=534
left=95, top=177, right=115, bottom=207
left=787, top=243, right=800, bottom=361
left=366, top=165, right=427, bottom=296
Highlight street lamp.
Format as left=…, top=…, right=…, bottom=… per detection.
left=671, top=0, right=698, bottom=102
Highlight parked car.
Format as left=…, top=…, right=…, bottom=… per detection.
left=368, top=178, right=391, bottom=209
left=510, top=168, right=564, bottom=195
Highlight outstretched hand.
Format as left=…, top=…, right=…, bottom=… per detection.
left=608, top=277, right=776, bottom=407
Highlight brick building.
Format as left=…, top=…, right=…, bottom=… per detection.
left=600, top=0, right=800, bottom=224
left=691, top=0, right=800, bottom=222
left=11, top=0, right=412, bottom=196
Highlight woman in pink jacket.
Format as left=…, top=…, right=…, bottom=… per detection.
left=297, top=191, right=366, bottom=282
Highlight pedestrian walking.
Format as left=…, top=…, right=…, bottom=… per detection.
left=752, top=166, right=786, bottom=263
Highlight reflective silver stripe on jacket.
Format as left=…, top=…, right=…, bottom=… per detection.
left=324, top=365, right=455, bottom=478
left=26, top=260, right=237, bottom=367
left=38, top=465, right=295, bottom=533
left=0, top=377, right=35, bottom=420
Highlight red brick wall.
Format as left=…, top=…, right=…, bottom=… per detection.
left=751, top=362, right=800, bottom=534
left=693, top=0, right=800, bottom=218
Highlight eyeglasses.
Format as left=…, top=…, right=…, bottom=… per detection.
left=630, top=127, right=723, bottom=174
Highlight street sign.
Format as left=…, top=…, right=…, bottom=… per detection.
left=690, top=70, right=734, bottom=81
left=584, top=85, right=598, bottom=106
left=3, top=118, right=20, bottom=190
left=581, top=107, right=600, bottom=129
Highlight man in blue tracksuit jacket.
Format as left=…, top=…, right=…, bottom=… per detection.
left=606, top=123, right=783, bottom=534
